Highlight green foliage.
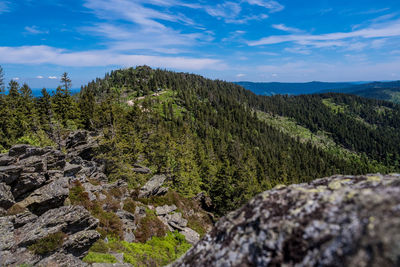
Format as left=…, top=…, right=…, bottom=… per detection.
left=134, top=209, right=167, bottom=243
left=122, top=231, right=191, bottom=266
left=123, top=199, right=137, bottom=214
left=83, top=252, right=118, bottom=263
left=28, top=232, right=67, bottom=255
left=16, top=131, right=55, bottom=148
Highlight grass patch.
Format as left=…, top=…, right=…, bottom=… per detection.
left=28, top=232, right=67, bottom=255
left=83, top=252, right=118, bottom=263
left=122, top=231, right=191, bottom=266
left=322, top=98, right=347, bottom=113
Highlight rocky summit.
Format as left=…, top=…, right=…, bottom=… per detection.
left=171, top=174, right=400, bottom=267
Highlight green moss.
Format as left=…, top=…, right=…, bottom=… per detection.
left=28, top=232, right=67, bottom=255
left=83, top=252, right=118, bottom=263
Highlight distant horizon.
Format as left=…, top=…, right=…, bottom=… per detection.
left=1, top=0, right=400, bottom=85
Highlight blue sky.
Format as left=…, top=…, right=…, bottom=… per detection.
left=1, top=0, right=400, bottom=88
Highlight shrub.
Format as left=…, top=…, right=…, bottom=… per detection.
left=123, top=199, right=136, bottom=214
left=134, top=211, right=166, bottom=243
left=83, top=252, right=118, bottom=263
left=28, top=232, right=67, bottom=255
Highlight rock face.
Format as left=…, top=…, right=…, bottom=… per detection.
left=138, top=174, right=168, bottom=198
left=171, top=174, right=400, bottom=267
left=0, top=144, right=102, bottom=266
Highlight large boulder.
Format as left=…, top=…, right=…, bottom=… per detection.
left=138, top=174, right=167, bottom=198
left=17, top=177, right=69, bottom=215
left=16, top=205, right=99, bottom=247
left=171, top=174, right=400, bottom=267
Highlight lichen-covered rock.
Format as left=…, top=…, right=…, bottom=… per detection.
left=0, top=182, right=15, bottom=209
left=179, top=227, right=200, bottom=245
left=138, top=174, right=167, bottom=198
left=156, top=204, right=177, bottom=216
left=17, top=177, right=69, bottom=215
left=171, top=174, right=400, bottom=267
left=16, top=205, right=98, bottom=247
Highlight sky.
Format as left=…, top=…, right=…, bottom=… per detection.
left=1, top=0, right=400, bottom=88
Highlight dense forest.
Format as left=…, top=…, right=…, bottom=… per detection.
left=1, top=65, right=399, bottom=215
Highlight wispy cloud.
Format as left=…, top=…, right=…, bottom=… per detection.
left=0, top=0, right=10, bottom=14
left=0, top=45, right=226, bottom=70
left=24, top=26, right=49, bottom=35
left=248, top=19, right=400, bottom=46
left=272, top=24, right=302, bottom=33
left=48, top=76, right=58, bottom=79
left=36, top=75, right=44, bottom=79
left=245, top=0, right=284, bottom=13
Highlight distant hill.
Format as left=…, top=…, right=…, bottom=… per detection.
left=236, top=80, right=400, bottom=103
left=235, top=81, right=355, bottom=95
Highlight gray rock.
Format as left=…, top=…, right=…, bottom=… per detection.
left=8, top=144, right=30, bottom=157
left=17, top=205, right=99, bottom=247
left=12, top=172, right=48, bottom=199
left=63, top=230, right=101, bottom=257
left=0, top=182, right=15, bottom=209
left=91, top=264, right=132, bottom=267
left=156, top=204, right=177, bottom=216
left=0, top=165, right=23, bottom=184
left=170, top=174, right=400, bottom=267
left=132, top=164, right=151, bottom=174
left=64, top=163, right=83, bottom=177
left=66, top=130, right=88, bottom=149
left=0, top=216, right=15, bottom=251
left=38, top=252, right=88, bottom=267
left=179, top=227, right=200, bottom=245
left=116, top=210, right=137, bottom=242
left=13, top=211, right=38, bottom=228
left=138, top=174, right=167, bottom=198
left=17, top=177, right=69, bottom=215
left=0, top=154, right=16, bottom=166
left=167, top=212, right=187, bottom=230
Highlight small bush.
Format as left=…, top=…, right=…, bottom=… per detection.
left=91, top=204, right=124, bottom=239
left=28, top=232, right=67, bottom=255
left=83, top=252, right=118, bottom=263
left=134, top=211, right=166, bottom=243
left=69, top=180, right=92, bottom=209
left=123, top=199, right=136, bottom=214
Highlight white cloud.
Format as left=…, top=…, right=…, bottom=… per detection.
left=245, top=0, right=284, bottom=13
left=248, top=19, right=400, bottom=46
left=48, top=76, right=58, bottom=79
left=0, top=45, right=226, bottom=70
left=236, top=73, right=246, bottom=78
left=0, top=1, right=10, bottom=14
left=272, top=24, right=302, bottom=33
left=12, top=77, right=19, bottom=81
left=36, top=75, right=44, bottom=79
left=25, top=26, right=49, bottom=35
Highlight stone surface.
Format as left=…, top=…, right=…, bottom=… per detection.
left=138, top=174, right=167, bottom=198
left=155, top=204, right=177, bottom=216
left=132, top=164, right=151, bottom=174
left=0, top=182, right=15, bottom=209
left=179, top=227, right=200, bottom=245
left=63, top=230, right=101, bottom=257
left=16, top=205, right=99, bottom=247
left=18, top=177, right=69, bottom=215
left=170, top=174, right=400, bottom=267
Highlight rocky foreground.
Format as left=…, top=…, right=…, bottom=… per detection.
left=171, top=174, right=400, bottom=267
left=0, top=131, right=205, bottom=266
left=1, top=132, right=400, bottom=266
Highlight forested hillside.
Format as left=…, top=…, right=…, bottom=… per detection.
left=1, top=66, right=399, bottom=216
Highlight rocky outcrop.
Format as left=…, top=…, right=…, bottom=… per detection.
left=0, top=144, right=102, bottom=266
left=138, top=174, right=168, bottom=198
left=171, top=174, right=400, bottom=267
